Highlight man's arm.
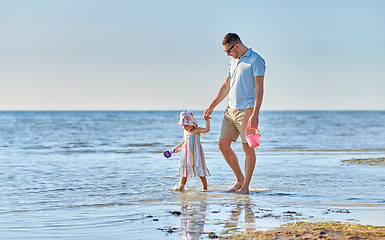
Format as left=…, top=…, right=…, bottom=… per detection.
left=204, top=77, right=231, bottom=120
left=248, top=76, right=264, bottom=128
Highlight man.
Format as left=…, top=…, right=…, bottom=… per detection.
left=204, top=33, right=265, bottom=194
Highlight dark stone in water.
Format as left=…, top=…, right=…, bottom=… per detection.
left=207, top=232, right=219, bottom=239
left=283, top=211, right=302, bottom=216
left=157, top=226, right=178, bottom=233
left=170, top=211, right=181, bottom=216
left=324, top=209, right=350, bottom=214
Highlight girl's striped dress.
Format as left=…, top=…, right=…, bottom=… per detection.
left=178, top=132, right=210, bottom=177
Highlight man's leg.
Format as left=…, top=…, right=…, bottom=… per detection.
left=237, top=143, right=256, bottom=194
left=218, top=138, right=244, bottom=191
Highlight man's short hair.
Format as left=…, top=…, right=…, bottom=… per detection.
left=222, top=33, right=241, bottom=45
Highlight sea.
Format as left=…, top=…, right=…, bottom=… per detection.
left=1, top=110, right=384, bottom=240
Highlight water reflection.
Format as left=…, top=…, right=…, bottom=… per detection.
left=175, top=195, right=258, bottom=239
left=178, top=204, right=207, bottom=240
left=223, top=196, right=256, bottom=232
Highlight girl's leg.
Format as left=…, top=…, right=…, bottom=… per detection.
left=178, top=177, right=187, bottom=191
left=200, top=177, right=207, bottom=190
left=171, top=177, right=187, bottom=191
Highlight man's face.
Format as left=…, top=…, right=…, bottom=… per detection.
left=224, top=42, right=239, bottom=59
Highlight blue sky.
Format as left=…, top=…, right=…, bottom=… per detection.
left=1, top=0, right=384, bottom=110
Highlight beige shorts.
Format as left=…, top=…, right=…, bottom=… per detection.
left=220, top=107, right=254, bottom=143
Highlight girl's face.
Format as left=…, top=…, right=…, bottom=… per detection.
left=183, top=125, right=194, bottom=131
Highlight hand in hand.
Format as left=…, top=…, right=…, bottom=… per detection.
left=204, top=107, right=213, bottom=120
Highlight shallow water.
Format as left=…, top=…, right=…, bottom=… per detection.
left=1, top=111, right=384, bottom=239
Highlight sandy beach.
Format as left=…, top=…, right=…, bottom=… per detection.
left=220, top=221, right=385, bottom=239
left=342, top=158, right=385, bottom=166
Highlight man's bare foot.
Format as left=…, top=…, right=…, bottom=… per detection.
left=226, top=182, right=243, bottom=192
left=235, top=188, right=250, bottom=194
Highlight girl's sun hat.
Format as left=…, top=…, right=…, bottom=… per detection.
left=178, top=111, right=198, bottom=126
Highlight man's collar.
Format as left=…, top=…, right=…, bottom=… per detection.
left=239, top=48, right=252, bottom=59
left=244, top=48, right=252, bottom=57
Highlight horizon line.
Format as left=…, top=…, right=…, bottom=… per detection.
left=1, top=109, right=384, bottom=112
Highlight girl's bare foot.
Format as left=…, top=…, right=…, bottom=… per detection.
left=235, top=188, right=250, bottom=194
left=226, top=182, right=243, bottom=192
left=171, top=184, right=184, bottom=191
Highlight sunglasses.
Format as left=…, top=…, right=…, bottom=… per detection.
left=225, top=42, right=239, bottom=54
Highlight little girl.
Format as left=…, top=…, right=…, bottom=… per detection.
left=172, top=111, right=210, bottom=191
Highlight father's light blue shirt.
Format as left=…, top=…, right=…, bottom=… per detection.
left=227, top=48, right=265, bottom=109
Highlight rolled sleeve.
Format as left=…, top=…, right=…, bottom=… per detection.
left=252, top=57, right=266, bottom=77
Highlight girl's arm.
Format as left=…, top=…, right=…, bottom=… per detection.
left=173, top=140, right=185, bottom=153
left=196, top=118, right=210, bottom=134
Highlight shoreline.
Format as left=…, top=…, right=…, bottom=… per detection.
left=219, top=221, right=385, bottom=239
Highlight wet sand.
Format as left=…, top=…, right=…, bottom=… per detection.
left=221, top=221, right=385, bottom=239
left=342, top=157, right=385, bottom=166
